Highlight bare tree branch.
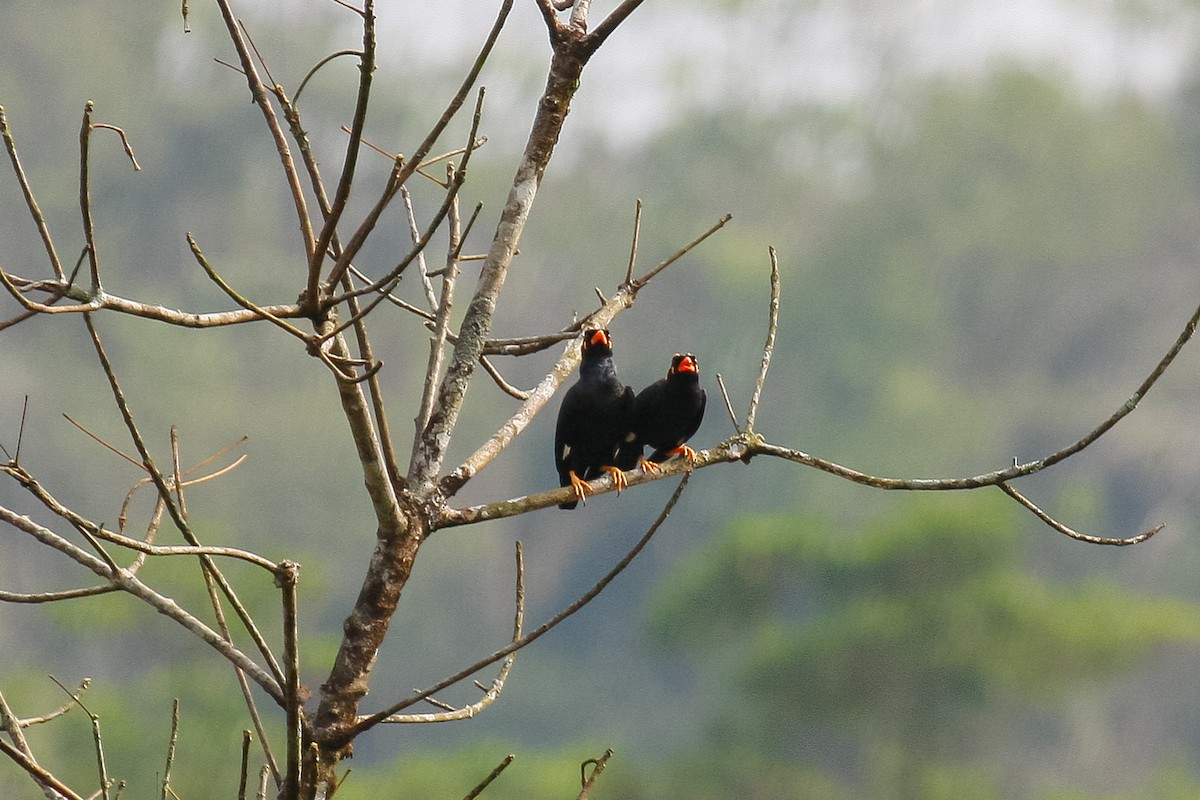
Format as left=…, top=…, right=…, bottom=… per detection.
left=998, top=483, right=1162, bottom=545
left=0, top=271, right=305, bottom=327
left=477, top=355, right=531, bottom=401
left=325, top=0, right=513, bottom=288
left=82, top=314, right=288, bottom=691
left=159, top=699, right=180, bottom=800
left=79, top=102, right=101, bottom=292
left=213, top=0, right=316, bottom=260
left=413, top=182, right=465, bottom=442
left=278, top=560, right=303, bottom=799
left=0, top=106, right=64, bottom=279
left=744, top=247, right=779, bottom=433
left=307, top=0, right=376, bottom=303
left=187, top=235, right=313, bottom=341
left=0, top=506, right=284, bottom=705
left=714, top=373, right=742, bottom=434
left=462, top=753, right=514, bottom=800
left=0, top=737, right=84, bottom=800
left=0, top=689, right=35, bottom=766
left=578, top=748, right=614, bottom=800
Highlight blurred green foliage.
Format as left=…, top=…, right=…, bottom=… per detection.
left=645, top=494, right=1200, bottom=798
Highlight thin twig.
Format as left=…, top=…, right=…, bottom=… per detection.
left=79, top=102, right=101, bottom=291
left=478, top=355, right=531, bottom=401
left=308, top=0, right=376, bottom=299
left=295, top=51, right=360, bottom=105
left=412, top=179, right=464, bottom=451
left=714, top=373, right=741, bottom=433
left=15, top=394, right=30, bottom=464
left=278, top=561, right=302, bottom=799
left=80, top=315, right=287, bottom=699
left=417, top=694, right=458, bottom=712
left=578, top=749, right=614, bottom=800
left=239, top=20, right=279, bottom=98
left=0, top=105, right=65, bottom=278
left=213, top=0, right=316, bottom=258
left=462, top=754, right=515, bottom=800
left=631, top=213, right=731, bottom=288
left=0, top=738, right=85, bottom=800
left=238, top=731, right=252, bottom=800
left=0, top=689, right=34, bottom=763
left=77, top=523, right=121, bottom=577
left=170, top=427, right=188, bottom=520
left=347, top=265, right=435, bottom=320
left=91, top=123, right=141, bottom=171
left=744, top=247, right=779, bottom=433
left=326, top=0, right=512, bottom=287
left=999, top=483, right=1162, bottom=545
left=624, top=199, right=642, bottom=286
left=63, top=413, right=144, bottom=469
left=0, top=583, right=119, bottom=604
left=160, top=699, right=180, bottom=800
left=48, top=675, right=111, bottom=800
left=402, top=184, right=438, bottom=311
left=187, top=234, right=312, bottom=341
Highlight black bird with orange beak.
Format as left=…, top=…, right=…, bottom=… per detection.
left=622, top=353, right=706, bottom=472
left=554, top=328, right=636, bottom=509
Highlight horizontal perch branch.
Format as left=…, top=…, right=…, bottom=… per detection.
left=437, top=429, right=1163, bottom=545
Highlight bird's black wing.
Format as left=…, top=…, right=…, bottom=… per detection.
left=555, top=385, right=584, bottom=509
left=614, top=384, right=640, bottom=470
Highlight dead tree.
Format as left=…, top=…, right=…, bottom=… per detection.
left=0, top=1, right=1187, bottom=798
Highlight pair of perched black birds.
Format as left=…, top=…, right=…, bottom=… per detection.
left=554, top=328, right=707, bottom=509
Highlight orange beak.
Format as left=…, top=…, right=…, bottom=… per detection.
left=589, top=329, right=611, bottom=348
left=676, top=354, right=698, bottom=373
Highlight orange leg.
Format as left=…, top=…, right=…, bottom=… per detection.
left=638, top=456, right=662, bottom=474
left=600, top=465, right=628, bottom=495
left=667, top=444, right=700, bottom=464
left=568, top=470, right=593, bottom=505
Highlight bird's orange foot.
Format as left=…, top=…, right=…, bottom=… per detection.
left=638, top=456, right=662, bottom=474
left=600, top=465, right=628, bottom=495
left=568, top=470, right=593, bottom=506
left=668, top=444, right=700, bottom=465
